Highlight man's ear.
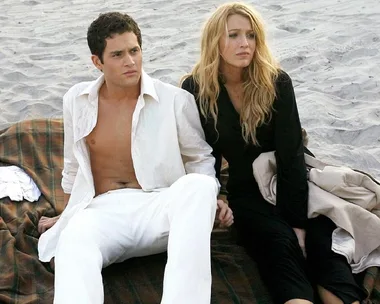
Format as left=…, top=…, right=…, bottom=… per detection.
left=91, top=55, right=103, bottom=72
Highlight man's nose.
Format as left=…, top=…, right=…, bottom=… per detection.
left=124, top=54, right=135, bottom=66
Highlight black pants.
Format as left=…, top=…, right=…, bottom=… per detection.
left=231, top=198, right=367, bottom=304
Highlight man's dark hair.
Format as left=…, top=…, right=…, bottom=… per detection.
left=87, top=12, right=142, bottom=63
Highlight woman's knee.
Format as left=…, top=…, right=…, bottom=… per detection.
left=268, top=236, right=304, bottom=260
left=243, top=233, right=304, bottom=269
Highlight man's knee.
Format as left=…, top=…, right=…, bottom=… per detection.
left=179, top=173, right=218, bottom=194
left=56, top=212, right=96, bottom=254
left=57, top=225, right=87, bottom=254
left=174, top=174, right=218, bottom=213
left=55, top=224, right=103, bottom=269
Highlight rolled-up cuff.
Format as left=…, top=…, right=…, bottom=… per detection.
left=61, top=172, right=74, bottom=194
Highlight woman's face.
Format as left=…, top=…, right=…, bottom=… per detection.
left=219, top=14, right=256, bottom=69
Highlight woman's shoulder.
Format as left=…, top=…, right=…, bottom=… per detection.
left=273, top=69, right=295, bottom=103
left=272, top=69, right=297, bottom=112
left=181, top=74, right=199, bottom=95
left=275, top=69, right=293, bottom=86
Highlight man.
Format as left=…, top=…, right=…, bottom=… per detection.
left=37, top=12, right=233, bottom=304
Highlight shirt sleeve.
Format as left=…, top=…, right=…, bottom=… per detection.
left=274, top=72, right=308, bottom=228
left=181, top=77, right=222, bottom=184
left=212, top=148, right=222, bottom=181
left=174, top=88, right=220, bottom=189
left=61, top=91, right=79, bottom=194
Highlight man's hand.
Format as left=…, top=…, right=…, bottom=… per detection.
left=293, top=227, right=307, bottom=258
left=215, top=199, right=234, bottom=228
left=38, top=215, right=60, bottom=234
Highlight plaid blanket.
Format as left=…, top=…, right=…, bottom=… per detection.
left=0, top=118, right=379, bottom=304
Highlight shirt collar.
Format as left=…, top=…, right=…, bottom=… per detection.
left=140, top=70, right=159, bottom=102
left=78, top=69, right=159, bottom=104
left=77, top=74, right=104, bottom=104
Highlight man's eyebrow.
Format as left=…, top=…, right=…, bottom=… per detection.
left=109, top=46, right=140, bottom=54
left=110, top=50, right=123, bottom=54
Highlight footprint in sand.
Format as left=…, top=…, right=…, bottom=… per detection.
left=24, top=1, right=39, bottom=5
left=346, top=48, right=379, bottom=60
left=4, top=71, right=29, bottom=82
left=29, top=53, right=79, bottom=61
left=265, top=5, right=283, bottom=11
left=324, top=50, right=346, bottom=62
left=300, top=29, right=312, bottom=34
left=170, top=41, right=186, bottom=50
left=277, top=25, right=299, bottom=33
left=328, top=35, right=352, bottom=44
left=280, top=55, right=307, bottom=70
left=36, top=41, right=67, bottom=48
left=326, top=48, right=378, bottom=62
left=300, top=10, right=318, bottom=17
left=277, top=24, right=312, bottom=34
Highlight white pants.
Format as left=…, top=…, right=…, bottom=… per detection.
left=53, top=173, right=218, bottom=304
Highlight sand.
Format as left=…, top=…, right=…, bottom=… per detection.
left=1, top=0, right=379, bottom=179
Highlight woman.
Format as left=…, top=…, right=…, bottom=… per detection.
left=181, top=2, right=366, bottom=304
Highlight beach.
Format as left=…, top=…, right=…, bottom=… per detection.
left=1, top=0, right=380, bottom=179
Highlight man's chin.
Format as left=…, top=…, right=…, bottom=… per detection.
left=121, top=76, right=140, bottom=87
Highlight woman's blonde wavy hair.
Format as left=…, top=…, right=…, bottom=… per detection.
left=183, top=2, right=280, bottom=145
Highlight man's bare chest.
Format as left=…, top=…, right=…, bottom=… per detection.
left=86, top=105, right=134, bottom=153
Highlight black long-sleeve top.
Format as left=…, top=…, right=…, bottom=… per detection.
left=182, top=71, right=309, bottom=228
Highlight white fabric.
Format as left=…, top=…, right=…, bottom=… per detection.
left=332, top=228, right=380, bottom=273
left=60, top=70, right=218, bottom=194
left=38, top=71, right=218, bottom=263
left=0, top=166, right=41, bottom=202
left=53, top=174, right=218, bottom=304
left=252, top=151, right=380, bottom=273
